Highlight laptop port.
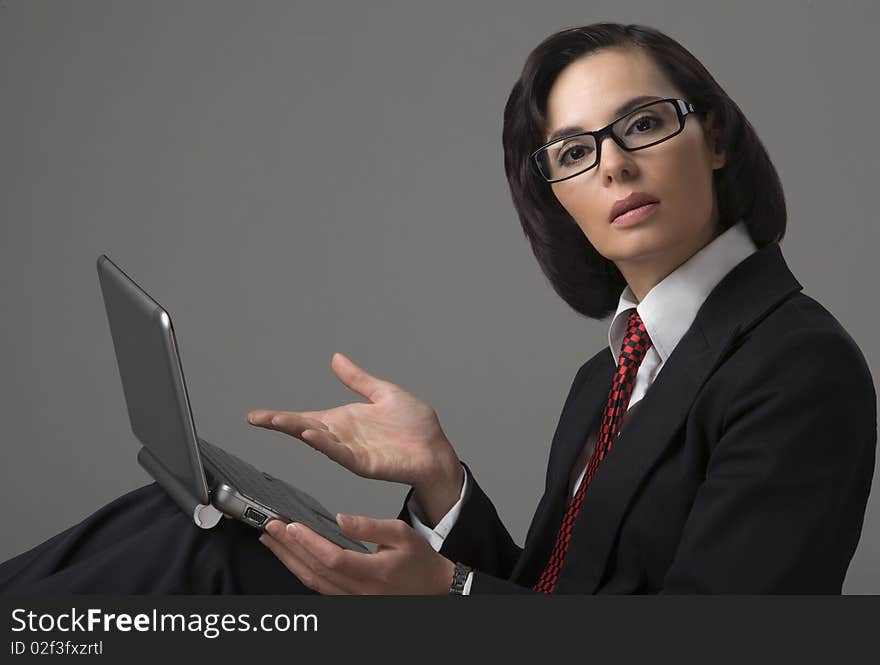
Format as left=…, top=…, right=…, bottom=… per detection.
left=244, top=507, right=267, bottom=527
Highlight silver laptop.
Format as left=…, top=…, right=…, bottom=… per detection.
left=96, top=253, right=369, bottom=553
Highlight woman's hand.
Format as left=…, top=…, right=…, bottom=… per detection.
left=246, top=352, right=464, bottom=523
left=259, top=514, right=457, bottom=595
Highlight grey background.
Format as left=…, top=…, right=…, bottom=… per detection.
left=2, top=0, right=878, bottom=592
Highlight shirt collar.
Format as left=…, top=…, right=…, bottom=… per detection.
left=607, top=219, right=759, bottom=364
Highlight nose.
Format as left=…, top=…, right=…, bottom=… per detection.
left=596, top=134, right=638, bottom=179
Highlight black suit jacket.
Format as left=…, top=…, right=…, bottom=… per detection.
left=398, top=241, right=877, bottom=593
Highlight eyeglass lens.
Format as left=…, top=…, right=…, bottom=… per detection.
left=536, top=100, right=681, bottom=181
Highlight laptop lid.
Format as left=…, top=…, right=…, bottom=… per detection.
left=96, top=254, right=211, bottom=504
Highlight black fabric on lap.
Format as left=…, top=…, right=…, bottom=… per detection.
left=0, top=483, right=316, bottom=595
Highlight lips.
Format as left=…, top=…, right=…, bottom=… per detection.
left=609, top=192, right=660, bottom=223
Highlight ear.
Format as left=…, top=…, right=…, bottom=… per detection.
left=703, top=110, right=726, bottom=170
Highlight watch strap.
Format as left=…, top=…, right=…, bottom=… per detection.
left=449, top=561, right=472, bottom=595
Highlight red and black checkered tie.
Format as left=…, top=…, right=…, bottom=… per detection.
left=533, top=309, right=653, bottom=593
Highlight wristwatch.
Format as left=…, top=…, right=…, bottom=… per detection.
left=448, top=561, right=472, bottom=595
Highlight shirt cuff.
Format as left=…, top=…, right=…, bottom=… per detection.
left=463, top=571, right=473, bottom=595
left=406, top=463, right=469, bottom=552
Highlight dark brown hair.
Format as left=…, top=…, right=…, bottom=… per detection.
left=502, top=22, right=787, bottom=319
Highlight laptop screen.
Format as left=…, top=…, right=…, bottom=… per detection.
left=97, top=254, right=210, bottom=504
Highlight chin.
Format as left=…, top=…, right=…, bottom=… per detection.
left=604, top=228, right=671, bottom=260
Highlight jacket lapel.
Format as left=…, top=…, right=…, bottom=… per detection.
left=514, top=241, right=803, bottom=592
left=509, top=352, right=614, bottom=584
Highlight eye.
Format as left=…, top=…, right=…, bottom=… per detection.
left=557, top=141, right=594, bottom=166
left=626, top=114, right=660, bottom=134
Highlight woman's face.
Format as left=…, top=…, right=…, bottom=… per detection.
left=544, top=47, right=726, bottom=299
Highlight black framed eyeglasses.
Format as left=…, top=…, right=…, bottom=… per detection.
left=530, top=98, right=699, bottom=183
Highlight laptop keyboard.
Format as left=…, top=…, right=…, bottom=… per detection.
left=197, top=438, right=368, bottom=552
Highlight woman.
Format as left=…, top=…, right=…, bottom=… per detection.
left=1, top=22, right=875, bottom=595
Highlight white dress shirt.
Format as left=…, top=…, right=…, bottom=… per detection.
left=407, top=220, right=758, bottom=594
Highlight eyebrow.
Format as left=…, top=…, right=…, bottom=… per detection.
left=544, top=95, right=664, bottom=144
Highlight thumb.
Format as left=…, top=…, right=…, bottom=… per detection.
left=330, top=352, right=391, bottom=403
left=336, top=513, right=407, bottom=546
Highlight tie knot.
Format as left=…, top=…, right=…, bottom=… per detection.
left=620, top=309, right=652, bottom=365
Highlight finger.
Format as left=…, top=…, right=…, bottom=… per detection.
left=330, top=352, right=393, bottom=403
left=262, top=520, right=357, bottom=594
left=246, top=410, right=330, bottom=434
left=267, top=413, right=339, bottom=442
left=335, top=513, right=411, bottom=547
left=259, top=532, right=350, bottom=595
left=294, top=427, right=361, bottom=471
left=264, top=520, right=363, bottom=593
left=290, top=520, right=390, bottom=583
left=251, top=413, right=361, bottom=474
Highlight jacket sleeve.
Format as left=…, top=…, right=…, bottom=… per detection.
left=660, top=327, right=877, bottom=593
left=397, top=461, right=524, bottom=581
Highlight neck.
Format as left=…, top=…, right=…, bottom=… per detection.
left=617, top=222, right=721, bottom=303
